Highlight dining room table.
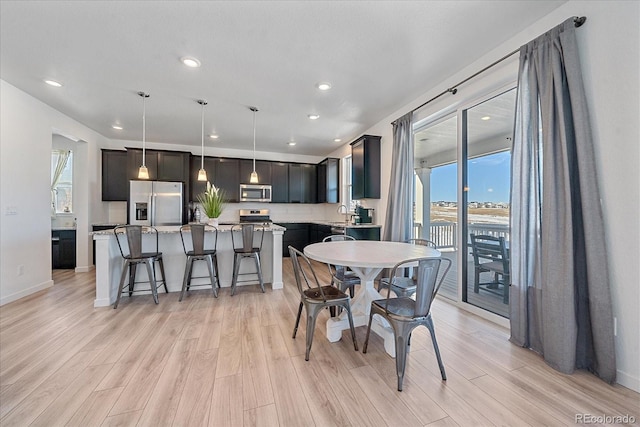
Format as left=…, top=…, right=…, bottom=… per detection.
left=304, top=240, right=441, bottom=357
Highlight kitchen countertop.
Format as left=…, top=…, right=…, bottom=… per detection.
left=91, top=224, right=285, bottom=235
left=273, top=220, right=381, bottom=228
left=52, top=226, right=76, bottom=231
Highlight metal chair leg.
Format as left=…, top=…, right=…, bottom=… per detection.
left=231, top=254, right=241, bottom=296
left=343, top=303, right=359, bottom=351
left=128, top=263, right=137, bottom=296
left=254, top=253, right=265, bottom=293
left=206, top=255, right=218, bottom=298
left=426, top=316, right=447, bottom=381
left=114, top=259, right=130, bottom=309
left=293, top=301, right=303, bottom=338
left=179, top=257, right=193, bottom=302
left=158, top=258, right=168, bottom=293
left=145, top=259, right=159, bottom=304
left=363, top=309, right=375, bottom=353
left=213, top=254, right=221, bottom=288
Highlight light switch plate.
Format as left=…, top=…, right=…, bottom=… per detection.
left=5, top=206, right=18, bottom=215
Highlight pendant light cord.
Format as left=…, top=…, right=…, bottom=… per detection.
left=252, top=108, right=257, bottom=172
left=201, top=101, right=206, bottom=170
left=142, top=95, right=146, bottom=167
left=138, top=91, right=149, bottom=167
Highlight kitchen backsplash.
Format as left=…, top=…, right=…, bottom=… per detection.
left=104, top=201, right=354, bottom=225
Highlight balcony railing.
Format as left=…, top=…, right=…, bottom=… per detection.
left=423, top=222, right=510, bottom=249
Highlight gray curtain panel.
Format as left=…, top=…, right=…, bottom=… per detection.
left=383, top=112, right=414, bottom=242
left=509, top=17, right=616, bottom=383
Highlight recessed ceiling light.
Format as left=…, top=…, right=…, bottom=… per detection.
left=112, top=125, right=123, bottom=130
left=333, top=138, right=342, bottom=143
left=316, top=82, right=332, bottom=91
left=288, top=142, right=297, bottom=146
left=308, top=114, right=320, bottom=120
left=209, top=134, right=219, bottom=139
left=44, top=79, right=62, bottom=87
left=181, top=56, right=201, bottom=68
left=481, top=116, right=491, bottom=121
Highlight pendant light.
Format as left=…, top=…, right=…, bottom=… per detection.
left=249, top=106, right=259, bottom=183
left=197, top=99, right=208, bottom=181
left=137, top=91, right=150, bottom=179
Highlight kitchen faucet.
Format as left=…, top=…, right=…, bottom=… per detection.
left=337, top=204, right=349, bottom=223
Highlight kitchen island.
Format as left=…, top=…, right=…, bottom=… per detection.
left=92, top=224, right=285, bottom=307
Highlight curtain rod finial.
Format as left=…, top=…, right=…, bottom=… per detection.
left=574, top=16, right=586, bottom=27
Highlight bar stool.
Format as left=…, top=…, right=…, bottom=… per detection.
left=230, top=224, right=265, bottom=296
left=113, top=225, right=168, bottom=309
left=179, top=224, right=220, bottom=301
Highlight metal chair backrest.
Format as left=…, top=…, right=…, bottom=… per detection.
left=180, top=224, right=217, bottom=255
left=322, top=234, right=355, bottom=242
left=231, top=224, right=264, bottom=252
left=322, top=234, right=355, bottom=277
left=470, top=234, right=509, bottom=273
left=288, top=246, right=329, bottom=301
left=407, top=238, right=436, bottom=248
left=384, top=257, right=452, bottom=317
left=114, top=225, right=158, bottom=258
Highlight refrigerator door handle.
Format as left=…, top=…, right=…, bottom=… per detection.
left=150, top=193, right=156, bottom=226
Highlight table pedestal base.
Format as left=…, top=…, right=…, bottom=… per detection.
left=325, top=267, right=396, bottom=357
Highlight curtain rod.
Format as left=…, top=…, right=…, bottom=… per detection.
left=392, top=16, right=587, bottom=125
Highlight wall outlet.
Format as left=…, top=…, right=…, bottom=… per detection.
left=17, top=265, right=24, bottom=276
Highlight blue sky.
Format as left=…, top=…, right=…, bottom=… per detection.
left=430, top=151, right=511, bottom=203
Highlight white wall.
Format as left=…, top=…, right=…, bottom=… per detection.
left=0, top=80, right=111, bottom=304
left=328, top=0, right=639, bottom=391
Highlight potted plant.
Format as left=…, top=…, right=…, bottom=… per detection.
left=197, top=182, right=226, bottom=226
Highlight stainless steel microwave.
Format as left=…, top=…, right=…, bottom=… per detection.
left=239, top=184, right=272, bottom=202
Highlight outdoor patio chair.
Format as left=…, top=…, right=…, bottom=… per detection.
left=469, top=234, right=510, bottom=304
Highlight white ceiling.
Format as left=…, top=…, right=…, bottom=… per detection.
left=0, top=0, right=565, bottom=157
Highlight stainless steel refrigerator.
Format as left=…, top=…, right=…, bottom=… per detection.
left=129, top=180, right=184, bottom=226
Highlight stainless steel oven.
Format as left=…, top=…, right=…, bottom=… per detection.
left=239, top=184, right=272, bottom=202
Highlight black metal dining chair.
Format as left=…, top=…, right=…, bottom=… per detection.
left=363, top=256, right=451, bottom=391
left=178, top=224, right=220, bottom=301
left=289, top=246, right=358, bottom=361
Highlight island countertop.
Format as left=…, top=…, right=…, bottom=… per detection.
left=91, top=223, right=286, bottom=235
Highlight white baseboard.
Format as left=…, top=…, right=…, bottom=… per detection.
left=616, top=369, right=640, bottom=393
left=75, top=265, right=95, bottom=273
left=0, top=279, right=54, bottom=306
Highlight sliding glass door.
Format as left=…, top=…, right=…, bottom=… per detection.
left=414, top=115, right=458, bottom=301
left=414, top=87, right=515, bottom=317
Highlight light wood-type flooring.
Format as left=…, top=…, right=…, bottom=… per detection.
left=1, top=264, right=638, bottom=426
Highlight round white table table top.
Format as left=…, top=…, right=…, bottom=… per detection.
left=304, top=240, right=440, bottom=268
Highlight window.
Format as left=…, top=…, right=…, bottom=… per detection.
left=51, top=149, right=73, bottom=213
left=343, top=155, right=354, bottom=212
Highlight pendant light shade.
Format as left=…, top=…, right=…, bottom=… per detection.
left=249, top=106, right=259, bottom=183
left=197, top=99, right=208, bottom=182
left=137, top=91, right=150, bottom=179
